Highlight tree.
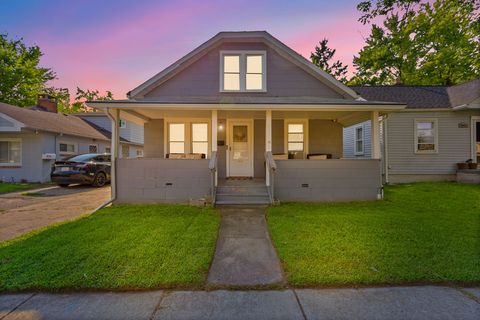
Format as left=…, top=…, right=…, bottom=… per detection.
left=350, top=0, right=480, bottom=85
left=70, top=87, right=114, bottom=112
left=43, top=87, right=71, bottom=113
left=310, top=38, right=348, bottom=82
left=0, top=34, right=56, bottom=106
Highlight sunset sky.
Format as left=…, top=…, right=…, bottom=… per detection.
left=1, top=0, right=372, bottom=99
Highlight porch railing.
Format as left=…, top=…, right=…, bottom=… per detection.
left=208, top=151, right=218, bottom=204
left=265, top=151, right=277, bottom=204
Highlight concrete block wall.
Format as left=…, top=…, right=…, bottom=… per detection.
left=116, top=158, right=211, bottom=203
left=274, top=159, right=382, bottom=202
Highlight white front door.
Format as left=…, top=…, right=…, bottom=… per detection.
left=227, top=120, right=254, bottom=177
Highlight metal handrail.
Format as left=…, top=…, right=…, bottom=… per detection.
left=265, top=151, right=276, bottom=204
left=209, top=151, right=218, bottom=204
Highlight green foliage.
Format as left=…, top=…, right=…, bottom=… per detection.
left=350, top=0, right=480, bottom=85
left=69, top=87, right=114, bottom=113
left=0, top=34, right=56, bottom=106
left=268, top=182, right=480, bottom=286
left=310, top=38, right=348, bottom=82
left=0, top=204, right=220, bottom=290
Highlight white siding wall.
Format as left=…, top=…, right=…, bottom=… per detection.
left=386, top=111, right=476, bottom=175
left=343, top=110, right=477, bottom=179
left=343, top=120, right=372, bottom=159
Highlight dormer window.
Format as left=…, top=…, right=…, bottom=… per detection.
left=220, top=51, right=266, bottom=92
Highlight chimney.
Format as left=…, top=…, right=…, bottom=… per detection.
left=37, top=94, right=58, bottom=113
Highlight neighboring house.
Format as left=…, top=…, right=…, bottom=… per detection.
left=74, top=113, right=144, bottom=158
left=0, top=96, right=144, bottom=183
left=344, top=79, right=480, bottom=183
left=89, top=31, right=405, bottom=205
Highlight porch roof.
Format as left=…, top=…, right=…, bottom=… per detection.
left=87, top=98, right=405, bottom=127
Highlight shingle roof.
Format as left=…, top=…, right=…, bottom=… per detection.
left=447, top=78, right=480, bottom=107
left=0, top=102, right=109, bottom=140
left=351, top=78, right=480, bottom=109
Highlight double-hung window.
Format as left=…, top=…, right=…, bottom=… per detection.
left=415, top=119, right=438, bottom=153
left=221, top=51, right=266, bottom=92
left=167, top=122, right=209, bottom=156
left=354, top=125, right=364, bottom=155
left=191, top=123, right=208, bottom=155
left=285, top=121, right=307, bottom=159
left=59, top=142, right=76, bottom=156
left=0, top=139, right=21, bottom=165
left=168, top=123, right=185, bottom=154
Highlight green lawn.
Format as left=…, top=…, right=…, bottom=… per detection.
left=268, top=182, right=480, bottom=286
left=0, top=204, right=220, bottom=291
left=0, top=182, right=42, bottom=194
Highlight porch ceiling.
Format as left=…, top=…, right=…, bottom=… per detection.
left=117, top=108, right=375, bottom=127
left=90, top=101, right=405, bottom=127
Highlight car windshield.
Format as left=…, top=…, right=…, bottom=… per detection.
left=65, top=154, right=97, bottom=162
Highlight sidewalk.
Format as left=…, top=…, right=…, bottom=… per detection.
left=1, top=286, right=478, bottom=320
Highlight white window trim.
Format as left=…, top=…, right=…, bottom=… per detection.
left=354, top=124, right=365, bottom=155
left=58, top=141, right=77, bottom=155
left=163, top=118, right=211, bottom=158
left=0, top=138, right=22, bottom=166
left=472, top=116, right=480, bottom=163
left=284, top=119, right=309, bottom=158
left=219, top=50, right=267, bottom=93
left=414, top=118, right=439, bottom=154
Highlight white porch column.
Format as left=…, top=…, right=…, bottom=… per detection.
left=371, top=111, right=381, bottom=159
left=109, top=108, right=120, bottom=200
left=266, top=110, right=272, bottom=186
left=211, top=110, right=218, bottom=186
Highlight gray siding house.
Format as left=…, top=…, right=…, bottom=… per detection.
left=74, top=113, right=144, bottom=158
left=343, top=79, right=480, bottom=183
left=89, top=31, right=405, bottom=205
left=0, top=97, right=144, bottom=183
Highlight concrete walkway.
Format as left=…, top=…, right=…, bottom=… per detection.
left=0, top=185, right=110, bottom=242
left=207, top=206, right=284, bottom=286
left=1, top=286, right=478, bottom=319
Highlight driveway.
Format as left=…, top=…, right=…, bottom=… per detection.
left=0, top=185, right=110, bottom=242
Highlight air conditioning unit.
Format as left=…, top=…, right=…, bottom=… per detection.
left=42, top=153, right=57, bottom=160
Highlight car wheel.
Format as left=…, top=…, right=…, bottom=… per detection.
left=58, top=184, right=69, bottom=188
left=92, top=172, right=106, bottom=187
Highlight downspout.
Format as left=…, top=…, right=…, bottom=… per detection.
left=380, top=115, right=389, bottom=184
left=105, top=107, right=119, bottom=203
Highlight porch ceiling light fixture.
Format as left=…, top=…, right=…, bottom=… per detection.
left=218, top=124, right=224, bottom=131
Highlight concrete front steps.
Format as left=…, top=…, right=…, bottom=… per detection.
left=215, top=185, right=271, bottom=205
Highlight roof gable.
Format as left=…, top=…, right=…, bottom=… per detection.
left=129, top=31, right=359, bottom=100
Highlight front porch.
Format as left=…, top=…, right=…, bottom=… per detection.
left=100, top=106, right=388, bottom=204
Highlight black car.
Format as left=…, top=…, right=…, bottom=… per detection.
left=51, top=153, right=111, bottom=187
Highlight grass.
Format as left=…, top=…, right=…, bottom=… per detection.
left=268, top=182, right=480, bottom=286
left=21, top=192, right=46, bottom=197
left=0, top=182, right=42, bottom=194
left=0, top=204, right=220, bottom=291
